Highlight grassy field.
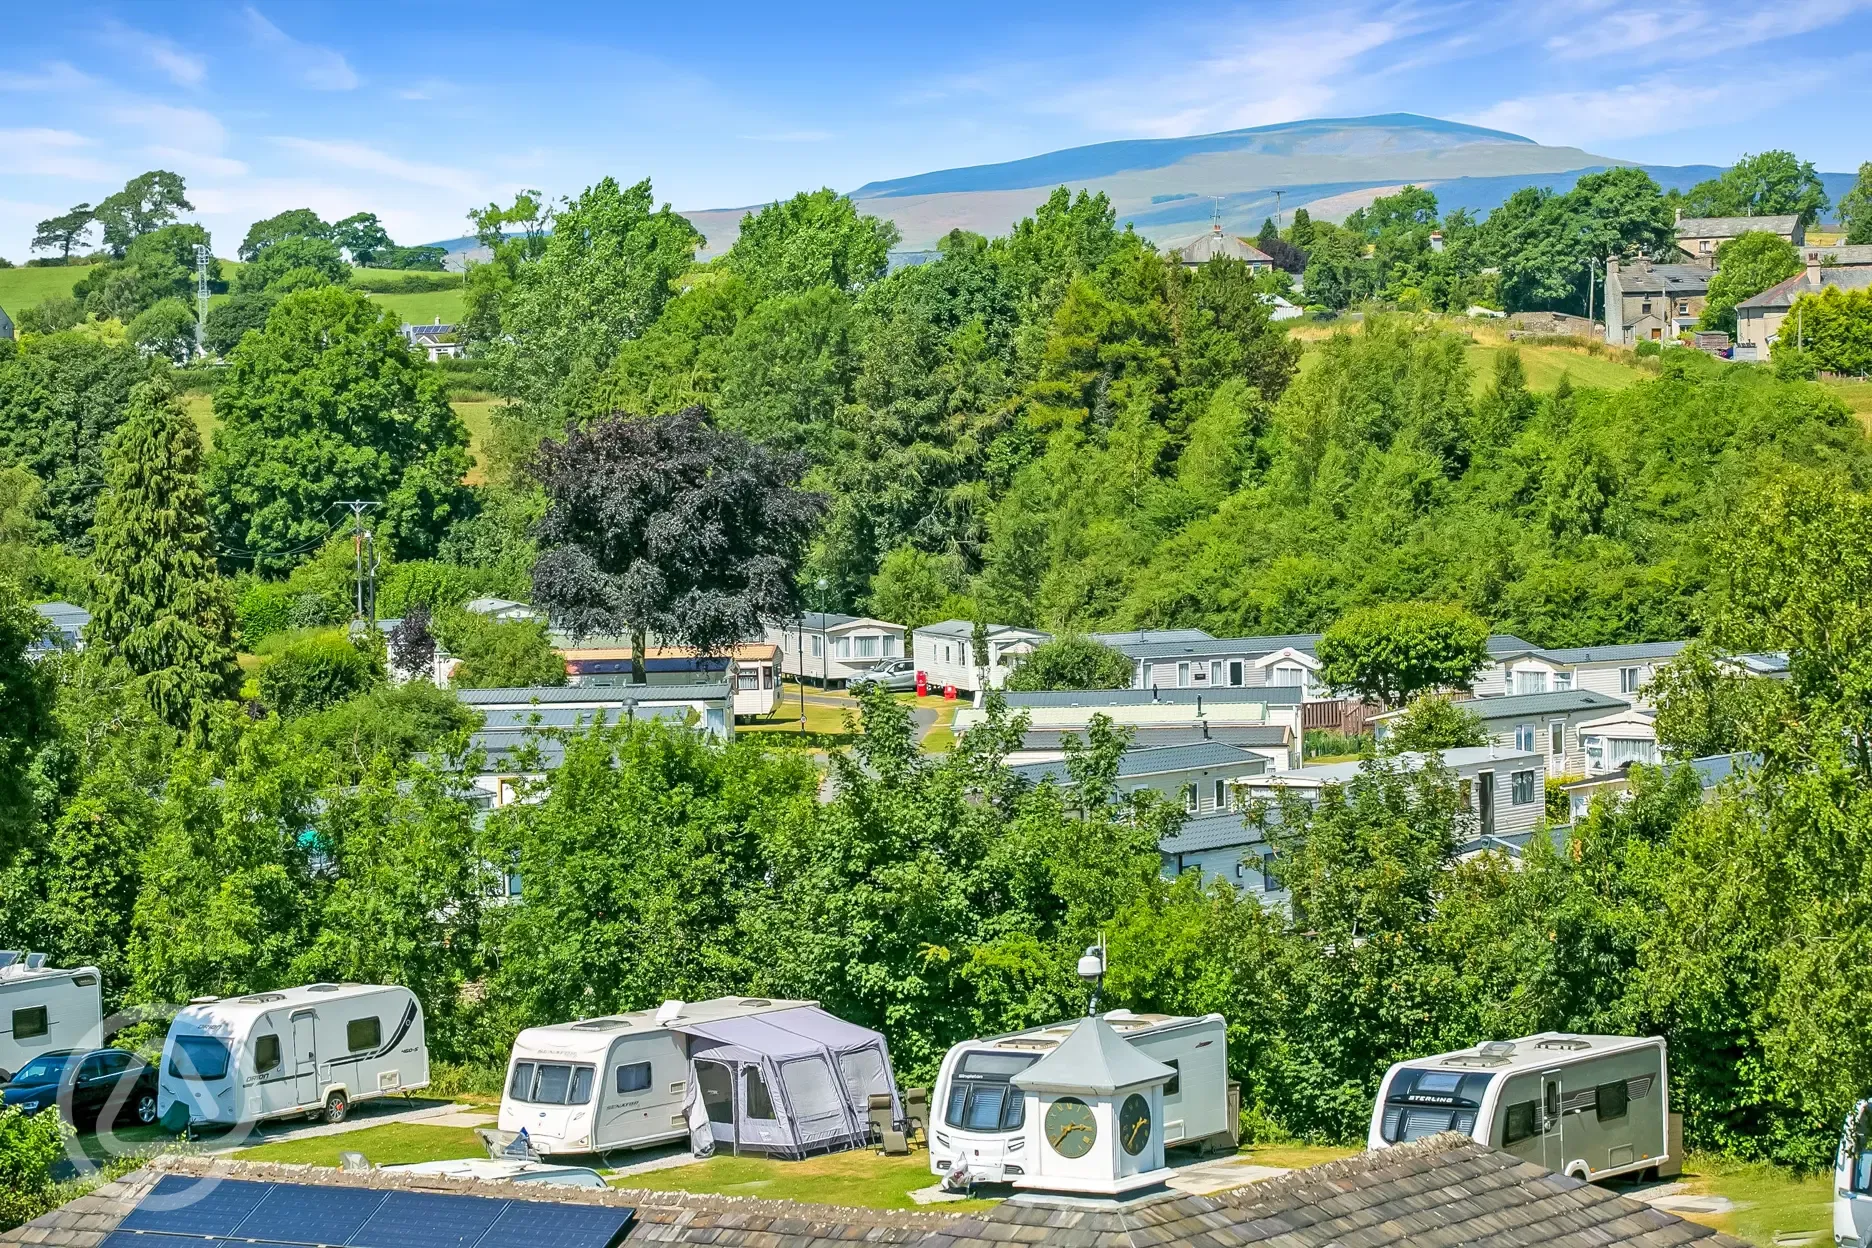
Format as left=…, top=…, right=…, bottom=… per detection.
left=229, top=1121, right=489, bottom=1168
left=618, top=1149, right=997, bottom=1211
left=1292, top=327, right=1651, bottom=395
left=1822, top=378, right=1872, bottom=430
left=0, top=262, right=461, bottom=325
left=364, top=288, right=466, bottom=325
left=452, top=399, right=499, bottom=484
left=1668, top=1153, right=1834, bottom=1246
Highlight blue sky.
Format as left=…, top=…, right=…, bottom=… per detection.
left=3, top=0, right=1871, bottom=260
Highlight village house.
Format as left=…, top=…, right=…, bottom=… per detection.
left=1378, top=688, right=1632, bottom=777
left=766, top=611, right=906, bottom=687
left=398, top=321, right=462, bottom=361
left=559, top=641, right=782, bottom=718
left=1674, top=211, right=1804, bottom=261
left=1165, top=220, right=1274, bottom=271
left=1603, top=258, right=1711, bottom=345
left=1010, top=740, right=1271, bottom=816
left=1735, top=245, right=1872, bottom=357
left=1474, top=639, right=1685, bottom=712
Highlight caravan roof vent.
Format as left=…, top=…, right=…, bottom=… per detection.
left=1444, top=1052, right=1511, bottom=1068
left=654, top=1000, right=684, bottom=1026
left=306, top=984, right=342, bottom=993
left=189, top=996, right=221, bottom=1005
left=24, top=953, right=47, bottom=970
left=239, top=993, right=287, bottom=1004
left=0, top=952, right=18, bottom=969
left=1537, top=1036, right=1591, bottom=1051
left=738, top=998, right=772, bottom=1007
left=1478, top=1041, right=1517, bottom=1058
left=572, top=1018, right=631, bottom=1031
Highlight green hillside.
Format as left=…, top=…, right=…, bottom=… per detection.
left=0, top=262, right=457, bottom=325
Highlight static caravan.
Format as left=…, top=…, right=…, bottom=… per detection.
left=157, top=983, right=427, bottom=1127
left=0, top=952, right=102, bottom=1082
left=500, top=996, right=900, bottom=1159
left=1369, top=1032, right=1675, bottom=1182
left=928, top=1009, right=1230, bottom=1183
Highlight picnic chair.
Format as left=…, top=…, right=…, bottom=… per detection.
left=869, top=1093, right=909, bottom=1155
left=904, top=1087, right=929, bottom=1144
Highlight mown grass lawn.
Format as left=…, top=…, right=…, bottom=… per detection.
left=228, top=1121, right=489, bottom=1168
left=1666, top=1152, right=1833, bottom=1247
left=615, top=1149, right=997, bottom=1212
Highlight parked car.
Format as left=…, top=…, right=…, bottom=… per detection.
left=849, top=659, right=919, bottom=693
left=1, top=1047, right=159, bottom=1127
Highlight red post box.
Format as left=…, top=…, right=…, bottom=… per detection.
left=943, top=684, right=957, bottom=700
left=916, top=670, right=928, bottom=696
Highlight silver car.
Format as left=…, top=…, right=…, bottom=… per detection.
left=849, top=659, right=919, bottom=693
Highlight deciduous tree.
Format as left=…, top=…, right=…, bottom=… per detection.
left=1685, top=150, right=1830, bottom=228
left=1317, top=601, right=1491, bottom=705
left=93, top=170, right=192, bottom=257
left=30, top=205, right=93, bottom=261
left=1700, top=232, right=1802, bottom=334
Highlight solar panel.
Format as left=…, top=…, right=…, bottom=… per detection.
left=234, top=1182, right=387, bottom=1245
left=117, top=1175, right=274, bottom=1237
left=478, top=1201, right=635, bottom=1248
left=349, top=1190, right=505, bottom=1248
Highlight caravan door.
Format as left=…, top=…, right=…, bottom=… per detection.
left=291, top=1011, right=318, bottom=1107
left=1540, top=1071, right=1566, bottom=1172
left=1836, top=1100, right=1872, bottom=1248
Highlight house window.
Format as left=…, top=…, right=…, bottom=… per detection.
left=1209, top=660, right=1223, bottom=685
left=1143, top=662, right=1156, bottom=686
left=1700, top=239, right=1713, bottom=253
left=1514, top=723, right=1536, bottom=752
left=1678, top=301, right=1689, bottom=315
left=1619, top=666, right=1641, bottom=693
left=810, top=635, right=823, bottom=658
left=1550, top=721, right=1565, bottom=756
left=1553, top=671, right=1573, bottom=691
left=1611, top=738, right=1659, bottom=768
left=835, top=637, right=852, bottom=659
left=883, top=636, right=899, bottom=657
left=1181, top=784, right=1198, bottom=813
left=1511, top=770, right=1536, bottom=805
left=1271, top=664, right=1303, bottom=687
left=1213, top=779, right=1226, bottom=809
left=1178, top=662, right=1191, bottom=687
left=1513, top=670, right=1547, bottom=695
left=1228, top=660, right=1244, bottom=686
left=855, top=635, right=878, bottom=659
left=1640, top=300, right=1652, bottom=314
left=762, top=665, right=773, bottom=690
left=1585, top=735, right=1605, bottom=772
left=738, top=667, right=758, bottom=691
left=346, top=1016, right=382, bottom=1053
left=1260, top=852, right=1277, bottom=891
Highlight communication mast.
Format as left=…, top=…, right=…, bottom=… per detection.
left=193, top=243, right=211, bottom=358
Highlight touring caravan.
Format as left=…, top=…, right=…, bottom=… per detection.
left=157, top=983, right=427, bottom=1128
left=1836, top=1099, right=1872, bottom=1246
left=499, top=996, right=900, bottom=1159
left=0, top=953, right=102, bottom=1083
left=1368, top=1032, right=1676, bottom=1182
left=928, top=1009, right=1231, bottom=1183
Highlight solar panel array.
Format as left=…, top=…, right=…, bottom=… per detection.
left=111, top=1176, right=634, bottom=1248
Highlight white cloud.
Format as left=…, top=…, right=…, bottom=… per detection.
left=1459, top=79, right=1726, bottom=146
left=0, top=129, right=114, bottom=181
left=145, top=146, right=249, bottom=179
left=0, top=62, right=95, bottom=92
left=242, top=7, right=359, bottom=91
left=395, top=77, right=457, bottom=101
left=107, top=103, right=230, bottom=154
left=101, top=19, right=206, bottom=87
left=272, top=137, right=484, bottom=195
left=1543, top=0, right=1869, bottom=63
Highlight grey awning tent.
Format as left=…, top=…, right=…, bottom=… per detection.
left=672, top=1006, right=900, bottom=1159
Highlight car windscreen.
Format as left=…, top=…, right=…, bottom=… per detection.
left=168, top=1035, right=232, bottom=1081
left=12, top=1054, right=75, bottom=1083
left=507, top=1061, right=595, bottom=1106
left=1379, top=1067, right=1495, bottom=1144
left=944, top=1050, right=1039, bottom=1133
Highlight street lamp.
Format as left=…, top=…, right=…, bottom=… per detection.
left=1077, top=940, right=1107, bottom=1018
left=815, top=577, right=829, bottom=694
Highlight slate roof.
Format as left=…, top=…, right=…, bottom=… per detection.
left=1120, top=633, right=1322, bottom=662
left=1610, top=263, right=1712, bottom=296
left=4, top=1136, right=1752, bottom=1248
left=1448, top=689, right=1630, bottom=721
left=1159, top=809, right=1267, bottom=853
left=1513, top=640, right=1688, bottom=665
left=1677, top=213, right=1801, bottom=238
left=1171, top=226, right=1275, bottom=265
left=1002, top=686, right=1305, bottom=709
left=917, top=619, right=1047, bottom=640
left=1087, top=627, right=1216, bottom=648
left=1737, top=265, right=1872, bottom=309
left=457, top=682, right=731, bottom=706
left=1020, top=724, right=1292, bottom=754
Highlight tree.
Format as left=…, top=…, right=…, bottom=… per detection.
left=206, top=287, right=471, bottom=569
left=1287, top=207, right=1314, bottom=248
left=389, top=604, right=436, bottom=676
left=491, top=177, right=702, bottom=427
left=328, top=212, right=390, bottom=265
left=372, top=245, right=447, bottom=271
left=1700, top=232, right=1802, bottom=334
left=93, top=170, right=192, bottom=257
left=1685, top=150, right=1830, bottom=228
left=1841, top=162, right=1872, bottom=246
left=86, top=376, right=241, bottom=733
left=1773, top=286, right=1872, bottom=376
left=1005, top=635, right=1133, bottom=691
left=1383, top=695, right=1486, bottom=753
left=30, top=205, right=93, bottom=261
left=438, top=611, right=566, bottom=688
left=1488, top=170, right=1673, bottom=314
left=0, top=578, right=53, bottom=860
left=721, top=189, right=899, bottom=299
left=203, top=291, right=277, bottom=356
left=258, top=636, right=383, bottom=717
left=73, top=223, right=218, bottom=323
left=530, top=408, right=825, bottom=681
left=0, top=331, right=150, bottom=548
left=1647, top=641, right=1779, bottom=759
left=866, top=545, right=967, bottom=633
left=127, top=298, right=197, bottom=363
left=238, top=208, right=330, bottom=261
left=1255, top=217, right=1279, bottom=250
left=1317, top=602, right=1491, bottom=705
left=234, top=235, right=350, bottom=293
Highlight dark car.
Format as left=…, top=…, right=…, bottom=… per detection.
left=1, top=1047, right=159, bottom=1127
left=848, top=659, right=919, bottom=693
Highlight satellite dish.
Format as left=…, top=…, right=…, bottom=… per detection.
left=654, top=1000, right=684, bottom=1026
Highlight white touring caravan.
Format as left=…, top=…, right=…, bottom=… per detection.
left=928, top=1009, right=1231, bottom=1183
left=1369, top=1033, right=1676, bottom=1182
left=500, top=996, right=900, bottom=1159
left=0, top=953, right=103, bottom=1083
left=1835, top=1099, right=1872, bottom=1246
left=157, top=983, right=428, bottom=1128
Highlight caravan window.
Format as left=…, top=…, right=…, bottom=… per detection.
left=944, top=1050, right=1037, bottom=1133
left=616, top=1062, right=652, bottom=1094
left=743, top=1067, right=776, bottom=1119
left=1379, top=1067, right=1494, bottom=1143
left=254, top=1034, right=281, bottom=1075
left=12, top=1006, right=47, bottom=1039
left=510, top=1061, right=596, bottom=1105
left=169, top=1035, right=230, bottom=1081
left=1595, top=1079, right=1629, bottom=1122
left=346, top=1017, right=381, bottom=1053
left=1502, top=1100, right=1538, bottom=1145
left=1162, top=1059, right=1181, bottom=1097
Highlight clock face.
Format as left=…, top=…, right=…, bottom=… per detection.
left=1119, top=1093, right=1152, bottom=1156
left=1044, top=1096, right=1097, bottom=1158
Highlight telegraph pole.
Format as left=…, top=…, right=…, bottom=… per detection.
left=193, top=244, right=211, bottom=359
left=332, top=501, right=382, bottom=625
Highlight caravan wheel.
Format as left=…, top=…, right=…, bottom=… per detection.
left=323, top=1090, right=349, bottom=1124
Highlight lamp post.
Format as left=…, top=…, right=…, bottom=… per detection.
left=1077, top=940, right=1107, bottom=1018
left=815, top=577, right=829, bottom=694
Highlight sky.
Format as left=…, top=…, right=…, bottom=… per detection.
left=3, top=0, right=1872, bottom=261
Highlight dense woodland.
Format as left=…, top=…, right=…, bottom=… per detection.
left=2, top=159, right=1872, bottom=1213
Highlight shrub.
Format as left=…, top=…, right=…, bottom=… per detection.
left=236, top=580, right=297, bottom=648
left=0, top=1104, right=72, bottom=1230
left=257, top=634, right=382, bottom=716
left=437, top=611, right=565, bottom=689
left=1005, top=635, right=1133, bottom=691
left=348, top=270, right=461, bottom=294
left=1634, top=339, right=1662, bottom=358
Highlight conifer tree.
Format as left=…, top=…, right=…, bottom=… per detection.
left=88, top=376, right=240, bottom=734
